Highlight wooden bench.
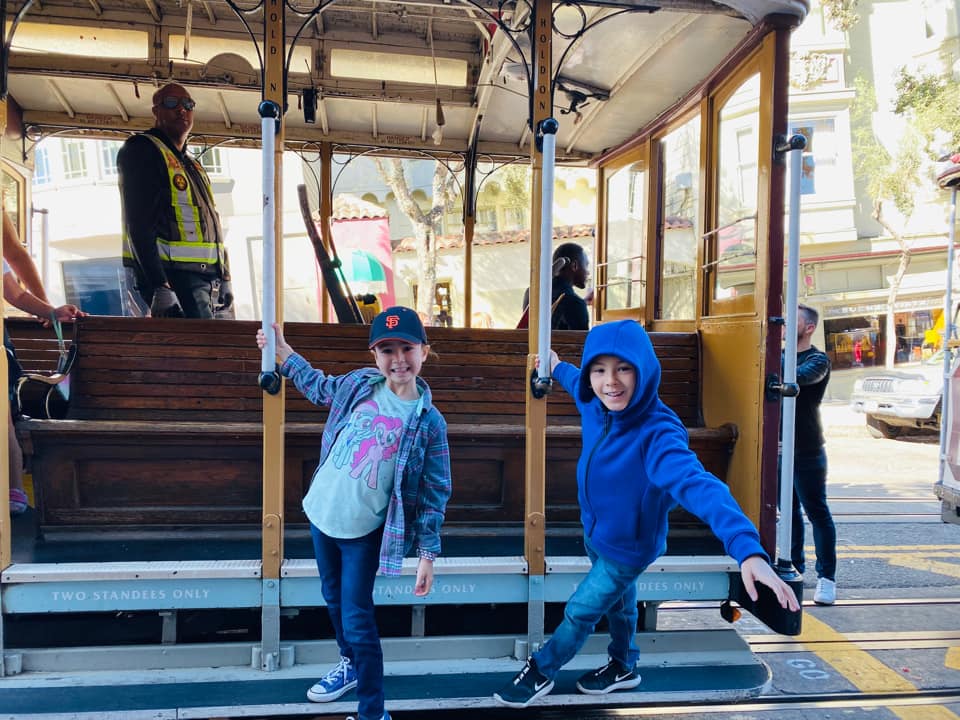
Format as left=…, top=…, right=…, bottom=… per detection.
left=4, top=317, right=71, bottom=375
left=10, top=317, right=736, bottom=532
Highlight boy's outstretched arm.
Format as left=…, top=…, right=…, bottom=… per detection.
left=740, top=556, right=800, bottom=611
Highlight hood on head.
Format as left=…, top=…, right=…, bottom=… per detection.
left=577, top=320, right=661, bottom=414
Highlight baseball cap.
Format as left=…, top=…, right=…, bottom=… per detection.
left=368, top=305, right=429, bottom=348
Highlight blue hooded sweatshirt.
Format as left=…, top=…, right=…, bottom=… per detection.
left=552, top=320, right=768, bottom=570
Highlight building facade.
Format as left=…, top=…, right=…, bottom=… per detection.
left=789, top=0, right=959, bottom=368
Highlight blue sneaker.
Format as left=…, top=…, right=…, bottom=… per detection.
left=576, top=657, right=641, bottom=694
left=493, top=657, right=554, bottom=708
left=306, top=656, right=357, bottom=702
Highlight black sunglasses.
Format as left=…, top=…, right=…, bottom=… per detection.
left=158, top=96, right=196, bottom=111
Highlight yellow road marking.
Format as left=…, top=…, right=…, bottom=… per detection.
left=947, top=647, right=960, bottom=670
left=895, top=708, right=960, bottom=720
left=887, top=555, right=960, bottom=579
left=831, top=546, right=960, bottom=552
left=799, top=614, right=960, bottom=720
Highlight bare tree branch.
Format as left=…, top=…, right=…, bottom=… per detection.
left=375, top=158, right=460, bottom=319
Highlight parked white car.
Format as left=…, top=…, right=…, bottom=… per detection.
left=849, top=351, right=946, bottom=438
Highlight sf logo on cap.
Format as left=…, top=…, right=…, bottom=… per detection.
left=385, top=315, right=400, bottom=329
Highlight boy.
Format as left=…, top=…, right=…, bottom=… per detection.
left=493, top=320, right=799, bottom=708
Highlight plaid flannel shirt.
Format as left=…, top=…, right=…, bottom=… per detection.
left=280, top=354, right=452, bottom=575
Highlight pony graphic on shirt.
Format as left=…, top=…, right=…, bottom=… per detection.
left=331, top=400, right=378, bottom=469
left=350, top=414, right=403, bottom=489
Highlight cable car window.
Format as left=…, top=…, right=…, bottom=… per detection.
left=2, top=168, right=22, bottom=232
left=713, top=73, right=760, bottom=302
left=657, top=116, right=701, bottom=320
left=603, top=161, right=646, bottom=312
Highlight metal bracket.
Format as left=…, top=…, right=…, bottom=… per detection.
left=766, top=373, right=799, bottom=403
left=530, top=368, right=553, bottom=399
left=259, top=367, right=282, bottom=395
left=535, top=117, right=559, bottom=153
left=774, top=133, right=806, bottom=165
left=258, top=100, right=281, bottom=134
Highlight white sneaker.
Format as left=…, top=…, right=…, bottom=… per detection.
left=814, top=577, right=836, bottom=605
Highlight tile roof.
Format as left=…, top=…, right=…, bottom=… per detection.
left=393, top=223, right=595, bottom=253
left=328, top=194, right=389, bottom=220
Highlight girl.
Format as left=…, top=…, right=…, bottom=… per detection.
left=256, top=306, right=451, bottom=720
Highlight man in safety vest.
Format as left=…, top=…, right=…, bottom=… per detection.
left=118, top=83, right=232, bottom=319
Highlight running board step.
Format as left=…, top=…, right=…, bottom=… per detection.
left=0, top=629, right=769, bottom=718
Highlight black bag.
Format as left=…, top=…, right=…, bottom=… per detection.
left=13, top=320, right=76, bottom=420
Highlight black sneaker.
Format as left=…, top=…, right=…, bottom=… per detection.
left=493, top=657, right=555, bottom=708
left=576, top=657, right=641, bottom=694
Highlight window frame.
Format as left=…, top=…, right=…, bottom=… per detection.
left=650, top=107, right=703, bottom=328
left=60, top=138, right=90, bottom=182
left=596, top=142, right=651, bottom=323
left=703, top=42, right=771, bottom=318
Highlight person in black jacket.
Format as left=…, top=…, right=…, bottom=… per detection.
left=789, top=303, right=837, bottom=605
left=520, top=242, right=590, bottom=330
left=117, top=83, right=231, bottom=319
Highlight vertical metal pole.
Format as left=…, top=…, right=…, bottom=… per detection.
left=319, top=142, right=333, bottom=324
left=463, top=213, right=475, bottom=326
left=939, top=186, right=957, bottom=486
left=777, top=136, right=805, bottom=566
left=260, top=0, right=285, bottom=673
left=524, top=0, right=552, bottom=652
left=464, top=144, right=478, bottom=327
left=536, top=119, right=558, bottom=384
left=260, top=108, right=278, bottom=373
left=38, top=208, right=50, bottom=289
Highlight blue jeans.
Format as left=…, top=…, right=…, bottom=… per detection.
left=790, top=448, right=837, bottom=581
left=533, top=540, right=643, bottom=679
left=311, top=524, right=384, bottom=720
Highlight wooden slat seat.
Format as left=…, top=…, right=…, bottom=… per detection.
left=4, top=317, right=71, bottom=375
left=10, top=316, right=736, bottom=532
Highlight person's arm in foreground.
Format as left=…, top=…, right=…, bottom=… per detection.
left=3, top=213, right=47, bottom=302
left=3, top=273, right=86, bottom=322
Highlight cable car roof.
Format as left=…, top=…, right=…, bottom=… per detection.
left=4, top=0, right=807, bottom=160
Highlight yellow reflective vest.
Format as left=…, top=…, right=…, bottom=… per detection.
left=121, top=134, right=223, bottom=273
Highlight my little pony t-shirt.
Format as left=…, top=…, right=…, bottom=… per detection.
left=304, top=382, right=420, bottom=539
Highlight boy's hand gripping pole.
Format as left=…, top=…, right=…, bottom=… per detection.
left=531, top=118, right=559, bottom=400
left=258, top=100, right=282, bottom=395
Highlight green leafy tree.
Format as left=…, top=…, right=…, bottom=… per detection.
left=851, top=70, right=957, bottom=367
left=820, top=0, right=860, bottom=32
left=892, top=68, right=960, bottom=153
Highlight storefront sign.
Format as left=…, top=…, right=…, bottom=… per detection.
left=824, top=296, right=943, bottom=318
